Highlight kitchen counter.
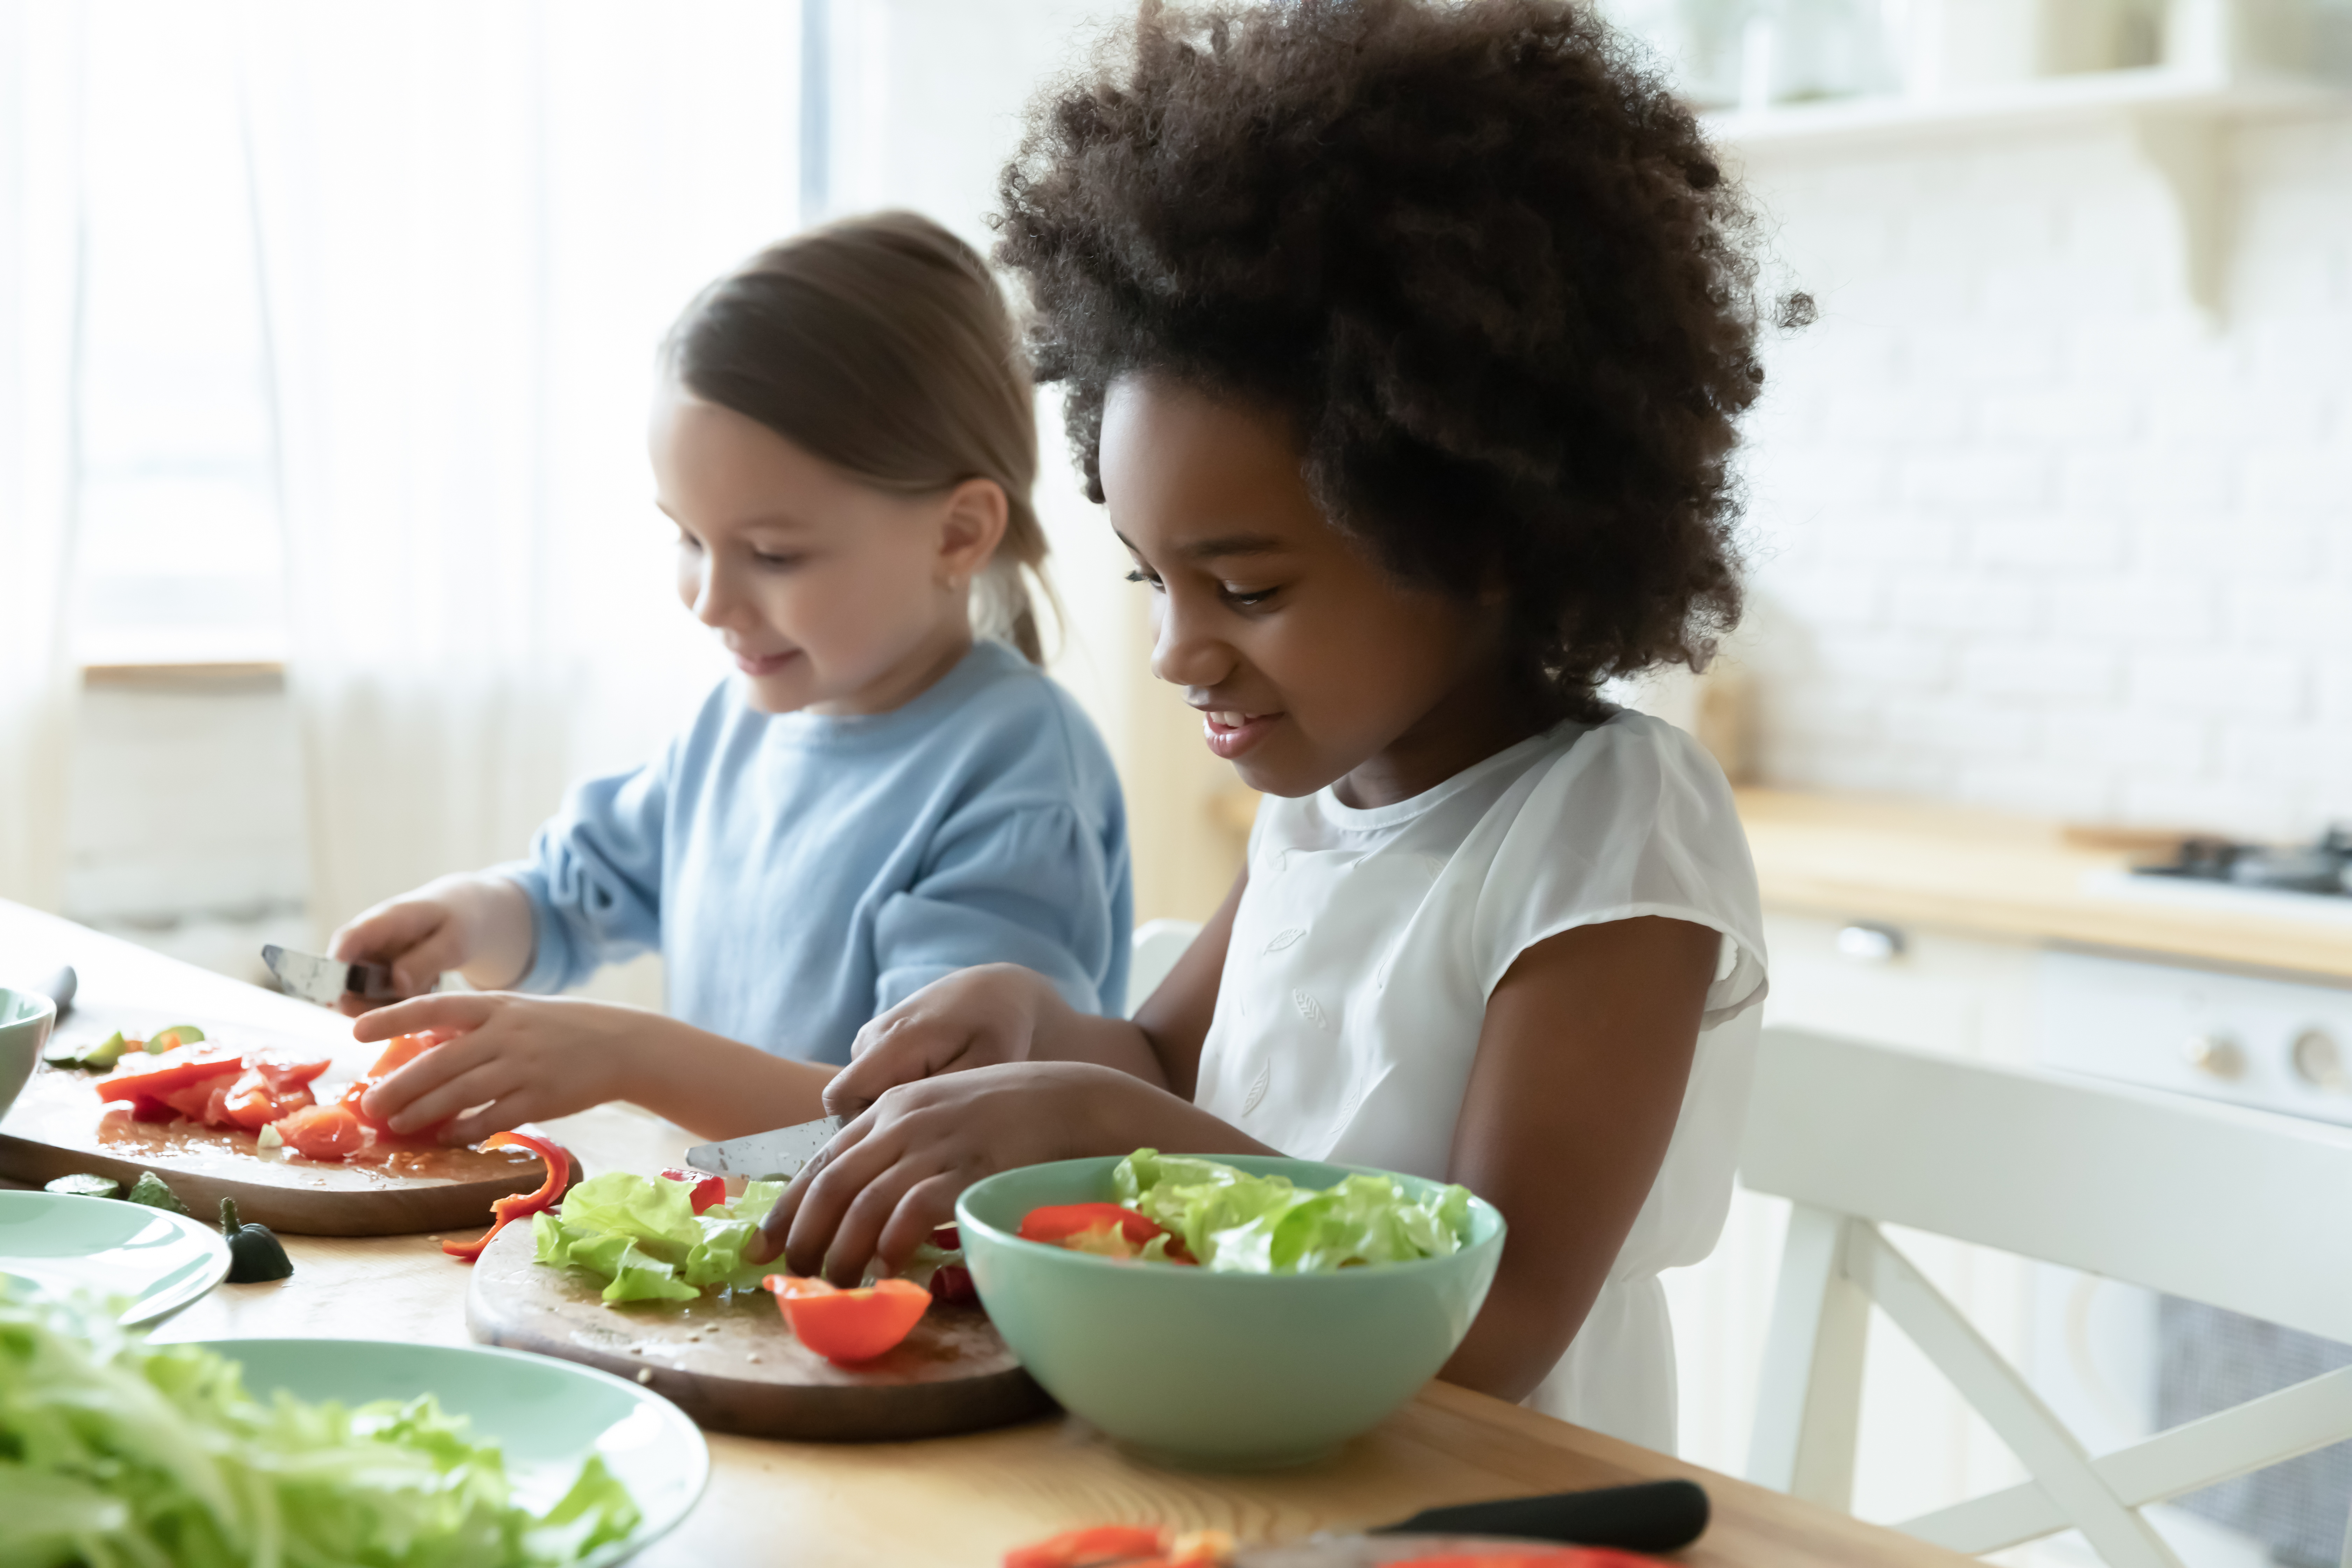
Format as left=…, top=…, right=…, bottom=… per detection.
left=1737, top=788, right=2352, bottom=982
left=0, top=898, right=1967, bottom=1568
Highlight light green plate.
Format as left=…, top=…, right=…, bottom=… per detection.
left=0, top=1189, right=232, bottom=1325
left=210, top=1338, right=710, bottom=1566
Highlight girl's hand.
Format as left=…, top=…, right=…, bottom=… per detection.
left=350, top=993, right=645, bottom=1144
left=822, top=964, right=1058, bottom=1117
left=328, top=875, right=535, bottom=1017
left=754, top=1062, right=1262, bottom=1285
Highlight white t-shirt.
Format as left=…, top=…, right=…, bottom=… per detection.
left=1192, top=709, right=1768, bottom=1452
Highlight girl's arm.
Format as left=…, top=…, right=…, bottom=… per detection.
left=1436, top=913, right=1721, bottom=1402
left=821, top=866, right=1247, bottom=1112
left=350, top=993, right=836, bottom=1144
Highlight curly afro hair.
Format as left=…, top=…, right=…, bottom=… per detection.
left=996, top=0, right=1773, bottom=715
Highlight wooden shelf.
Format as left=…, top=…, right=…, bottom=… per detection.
left=1706, top=66, right=2346, bottom=152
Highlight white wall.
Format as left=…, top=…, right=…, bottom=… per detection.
left=1734, top=109, right=2352, bottom=840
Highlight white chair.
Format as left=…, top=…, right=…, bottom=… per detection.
left=1128, top=918, right=1204, bottom=1018
left=1741, top=1026, right=2352, bottom=1568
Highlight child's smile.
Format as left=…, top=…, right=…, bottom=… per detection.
left=1099, top=374, right=1538, bottom=808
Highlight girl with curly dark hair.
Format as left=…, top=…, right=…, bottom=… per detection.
left=757, top=0, right=1772, bottom=1446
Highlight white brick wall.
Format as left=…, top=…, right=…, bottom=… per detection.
left=1735, top=112, right=2352, bottom=839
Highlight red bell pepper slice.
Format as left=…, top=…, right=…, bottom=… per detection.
left=272, top=1102, right=369, bottom=1160
left=222, top=1068, right=316, bottom=1132
left=126, top=1094, right=178, bottom=1124
left=441, top=1130, right=573, bottom=1261
left=245, top=1051, right=330, bottom=1092
left=96, top=1045, right=243, bottom=1104
left=1018, top=1202, right=1192, bottom=1261
left=1003, top=1525, right=1171, bottom=1568
left=763, top=1275, right=930, bottom=1364
left=659, top=1167, right=726, bottom=1214
left=342, top=1031, right=453, bottom=1140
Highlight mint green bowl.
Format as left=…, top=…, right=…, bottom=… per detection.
left=955, top=1155, right=1504, bottom=1470
left=0, top=985, right=54, bottom=1120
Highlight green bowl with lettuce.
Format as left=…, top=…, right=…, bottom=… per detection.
left=955, top=1151, right=1503, bottom=1470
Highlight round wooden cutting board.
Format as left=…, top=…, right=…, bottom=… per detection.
left=0, top=1004, right=553, bottom=1236
left=465, top=1220, right=1055, bottom=1441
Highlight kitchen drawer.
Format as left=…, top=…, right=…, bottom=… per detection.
left=1759, top=910, right=2042, bottom=1065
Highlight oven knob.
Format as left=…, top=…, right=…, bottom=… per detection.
left=2291, top=1029, right=2345, bottom=1091
left=2182, top=1032, right=2245, bottom=1079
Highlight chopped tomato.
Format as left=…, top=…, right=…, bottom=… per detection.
left=441, top=1131, right=573, bottom=1261
left=126, top=1094, right=178, bottom=1124
left=245, top=1051, right=330, bottom=1092
left=764, top=1275, right=930, bottom=1364
left=273, top=1102, right=369, bottom=1161
left=659, top=1167, right=726, bottom=1214
left=156, top=1079, right=223, bottom=1123
left=221, top=1068, right=316, bottom=1132
left=95, top=1045, right=243, bottom=1105
left=1017, top=1203, right=1189, bottom=1261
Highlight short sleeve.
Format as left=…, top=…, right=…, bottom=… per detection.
left=497, top=752, right=672, bottom=995
left=1468, top=714, right=1768, bottom=1027
left=871, top=801, right=1125, bottom=1018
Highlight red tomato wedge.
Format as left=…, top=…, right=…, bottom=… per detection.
left=659, top=1167, right=726, bottom=1214
left=272, top=1102, right=369, bottom=1161
left=764, top=1275, right=930, bottom=1364
left=95, top=1045, right=243, bottom=1105
left=245, top=1051, right=330, bottom=1092
left=441, top=1131, right=573, bottom=1262
left=222, top=1068, right=316, bottom=1132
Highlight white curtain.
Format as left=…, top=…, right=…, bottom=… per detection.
left=237, top=1, right=788, bottom=935
left=0, top=0, right=81, bottom=912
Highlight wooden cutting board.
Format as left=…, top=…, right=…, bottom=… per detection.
left=465, top=1220, right=1055, bottom=1441
left=0, top=1003, right=552, bottom=1236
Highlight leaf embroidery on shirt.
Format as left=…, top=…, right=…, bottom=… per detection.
left=1240, top=1063, right=1270, bottom=1116
left=1291, top=988, right=1328, bottom=1030
left=1264, top=927, right=1306, bottom=954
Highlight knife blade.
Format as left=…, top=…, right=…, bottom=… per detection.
left=261, top=944, right=400, bottom=1008
left=684, top=1117, right=844, bottom=1183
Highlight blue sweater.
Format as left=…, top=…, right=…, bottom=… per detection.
left=502, top=640, right=1132, bottom=1064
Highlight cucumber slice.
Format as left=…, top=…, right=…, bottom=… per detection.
left=44, top=1174, right=121, bottom=1200
left=144, top=1024, right=204, bottom=1054
left=42, top=1030, right=129, bottom=1071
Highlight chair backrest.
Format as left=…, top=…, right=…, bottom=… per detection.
left=1128, top=918, right=1203, bottom=1019
left=1741, top=1027, right=2352, bottom=1568
left=1743, top=1027, right=2352, bottom=1343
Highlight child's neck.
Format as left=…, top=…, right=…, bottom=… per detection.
left=1334, top=668, right=1548, bottom=810
left=805, top=618, right=975, bottom=718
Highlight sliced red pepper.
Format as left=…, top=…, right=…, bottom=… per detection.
left=95, top=1045, right=243, bottom=1104
left=222, top=1068, right=316, bottom=1132
left=273, top=1102, right=369, bottom=1160
left=763, top=1275, right=930, bottom=1364
left=342, top=1031, right=453, bottom=1140
left=125, top=1094, right=178, bottom=1124
left=441, top=1130, right=573, bottom=1262
left=659, top=1167, right=726, bottom=1214
left=245, top=1051, right=330, bottom=1092
left=1004, top=1525, right=1171, bottom=1568
left=1018, top=1202, right=1194, bottom=1261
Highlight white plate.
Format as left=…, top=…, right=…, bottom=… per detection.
left=211, top=1338, right=711, bottom=1566
left=0, top=1188, right=232, bottom=1324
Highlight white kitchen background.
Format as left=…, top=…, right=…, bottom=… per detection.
left=4, top=1, right=2350, bottom=1564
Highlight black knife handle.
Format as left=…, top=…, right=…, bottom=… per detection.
left=1377, top=1479, right=1708, bottom=1553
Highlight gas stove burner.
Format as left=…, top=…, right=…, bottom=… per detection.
left=2135, top=831, right=2352, bottom=897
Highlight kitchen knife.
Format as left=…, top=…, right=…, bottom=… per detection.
left=261, top=943, right=400, bottom=1008
left=1369, top=1479, right=1708, bottom=1552
left=684, top=1116, right=844, bottom=1183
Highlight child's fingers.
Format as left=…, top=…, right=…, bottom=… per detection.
left=386, top=1057, right=522, bottom=1135
left=818, top=1152, right=936, bottom=1286
left=437, top=1093, right=538, bottom=1147
left=352, top=993, right=496, bottom=1044
left=875, top=1173, right=966, bottom=1274
left=331, top=903, right=467, bottom=996
left=827, top=1016, right=972, bottom=1115
left=747, top=1114, right=872, bottom=1266
left=361, top=1028, right=496, bottom=1122
left=778, top=1122, right=897, bottom=1278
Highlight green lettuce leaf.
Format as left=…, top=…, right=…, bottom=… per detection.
left=535, top=1174, right=789, bottom=1302
left=1110, top=1150, right=1475, bottom=1274
left=0, top=1288, right=637, bottom=1567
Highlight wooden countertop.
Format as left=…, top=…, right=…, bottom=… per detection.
left=1736, top=788, right=2352, bottom=981
left=0, top=898, right=1967, bottom=1568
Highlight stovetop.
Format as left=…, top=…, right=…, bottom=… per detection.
left=2133, top=828, right=2352, bottom=898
